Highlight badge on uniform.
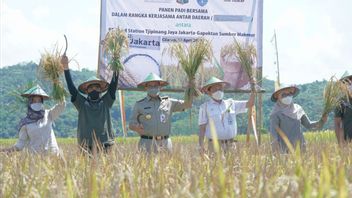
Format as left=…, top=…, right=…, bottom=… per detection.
left=160, top=113, right=166, bottom=123
left=145, top=114, right=152, bottom=120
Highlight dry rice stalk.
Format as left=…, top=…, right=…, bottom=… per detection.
left=164, top=37, right=213, bottom=101
left=102, top=27, right=129, bottom=72
left=38, top=44, right=67, bottom=102
left=232, top=39, right=257, bottom=90
left=225, top=39, right=258, bottom=144
left=322, top=76, right=347, bottom=116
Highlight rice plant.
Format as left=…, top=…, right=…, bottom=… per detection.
left=0, top=132, right=351, bottom=197
left=38, top=44, right=67, bottom=102
left=322, top=76, right=347, bottom=116
left=102, top=27, right=129, bottom=72
left=164, top=38, right=213, bottom=101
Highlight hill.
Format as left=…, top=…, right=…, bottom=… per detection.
left=0, top=62, right=333, bottom=138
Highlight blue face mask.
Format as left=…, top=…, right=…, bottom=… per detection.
left=30, top=103, right=44, bottom=111
left=147, top=86, right=160, bottom=97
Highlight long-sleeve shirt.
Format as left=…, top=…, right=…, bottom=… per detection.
left=270, top=111, right=322, bottom=153
left=64, top=70, right=118, bottom=147
left=15, top=101, right=66, bottom=154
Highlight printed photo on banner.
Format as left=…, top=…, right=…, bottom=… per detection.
left=98, top=0, right=263, bottom=91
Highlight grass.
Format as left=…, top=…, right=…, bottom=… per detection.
left=0, top=131, right=351, bottom=197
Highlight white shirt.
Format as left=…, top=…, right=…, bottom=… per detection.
left=15, top=101, right=65, bottom=155
left=198, top=98, right=247, bottom=140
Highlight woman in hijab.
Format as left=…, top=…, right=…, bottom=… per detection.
left=0, top=85, right=65, bottom=155
left=270, top=85, right=327, bottom=153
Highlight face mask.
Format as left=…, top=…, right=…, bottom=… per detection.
left=88, top=90, right=100, bottom=100
left=281, top=96, right=293, bottom=105
left=30, top=103, right=44, bottom=111
left=212, top=90, right=224, bottom=101
left=147, top=86, right=160, bottom=97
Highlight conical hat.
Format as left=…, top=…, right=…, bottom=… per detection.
left=137, top=73, right=169, bottom=88
left=201, top=77, right=229, bottom=93
left=21, top=84, right=49, bottom=99
left=271, top=84, right=300, bottom=102
left=78, top=76, right=109, bottom=94
left=340, top=71, right=352, bottom=82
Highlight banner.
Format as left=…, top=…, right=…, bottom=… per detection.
left=98, top=0, right=263, bottom=91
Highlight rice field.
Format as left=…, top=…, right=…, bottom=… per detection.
left=0, top=131, right=351, bottom=197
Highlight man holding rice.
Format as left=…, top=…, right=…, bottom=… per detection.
left=198, top=77, right=255, bottom=154
left=129, top=73, right=193, bottom=153
left=61, top=55, right=118, bottom=153
left=334, top=72, right=352, bottom=144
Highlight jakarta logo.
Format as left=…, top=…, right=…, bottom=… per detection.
left=197, top=0, right=208, bottom=7
left=176, top=0, right=189, bottom=4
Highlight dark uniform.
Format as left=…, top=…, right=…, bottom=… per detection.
left=335, top=98, right=352, bottom=141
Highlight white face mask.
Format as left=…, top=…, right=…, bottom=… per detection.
left=280, top=96, right=293, bottom=105
left=30, top=103, right=44, bottom=111
left=211, top=90, right=224, bottom=101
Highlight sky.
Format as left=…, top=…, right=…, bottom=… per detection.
left=1, top=0, right=351, bottom=84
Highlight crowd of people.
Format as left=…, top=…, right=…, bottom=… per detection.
left=1, top=55, right=351, bottom=155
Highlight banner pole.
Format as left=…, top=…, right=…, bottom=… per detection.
left=118, top=90, right=127, bottom=137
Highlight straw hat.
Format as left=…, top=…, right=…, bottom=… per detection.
left=340, top=71, right=352, bottom=82
left=201, top=77, right=229, bottom=93
left=78, top=76, right=109, bottom=94
left=21, top=84, right=50, bottom=99
left=137, top=73, right=169, bottom=88
left=271, top=84, right=300, bottom=102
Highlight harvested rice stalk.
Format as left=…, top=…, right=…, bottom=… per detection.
left=226, top=39, right=258, bottom=145
left=232, top=39, right=257, bottom=89
left=38, top=42, right=67, bottom=102
left=322, top=76, right=347, bottom=116
left=164, top=37, right=213, bottom=101
left=102, top=27, right=129, bottom=72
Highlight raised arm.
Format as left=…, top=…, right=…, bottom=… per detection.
left=61, top=55, right=78, bottom=100
left=49, top=100, right=66, bottom=121
left=108, top=71, right=119, bottom=100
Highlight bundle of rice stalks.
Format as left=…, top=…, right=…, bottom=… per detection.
left=38, top=44, right=67, bottom=102
left=322, top=76, right=346, bottom=116
left=102, top=27, right=129, bottom=72
left=232, top=39, right=257, bottom=90
left=164, top=37, right=213, bottom=101
left=222, top=39, right=258, bottom=144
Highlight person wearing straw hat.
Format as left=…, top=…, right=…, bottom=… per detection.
left=61, top=55, right=118, bottom=153
left=270, top=85, right=327, bottom=153
left=0, top=85, right=65, bottom=155
left=198, top=77, right=255, bottom=154
left=334, top=71, right=352, bottom=144
left=129, top=72, right=193, bottom=153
